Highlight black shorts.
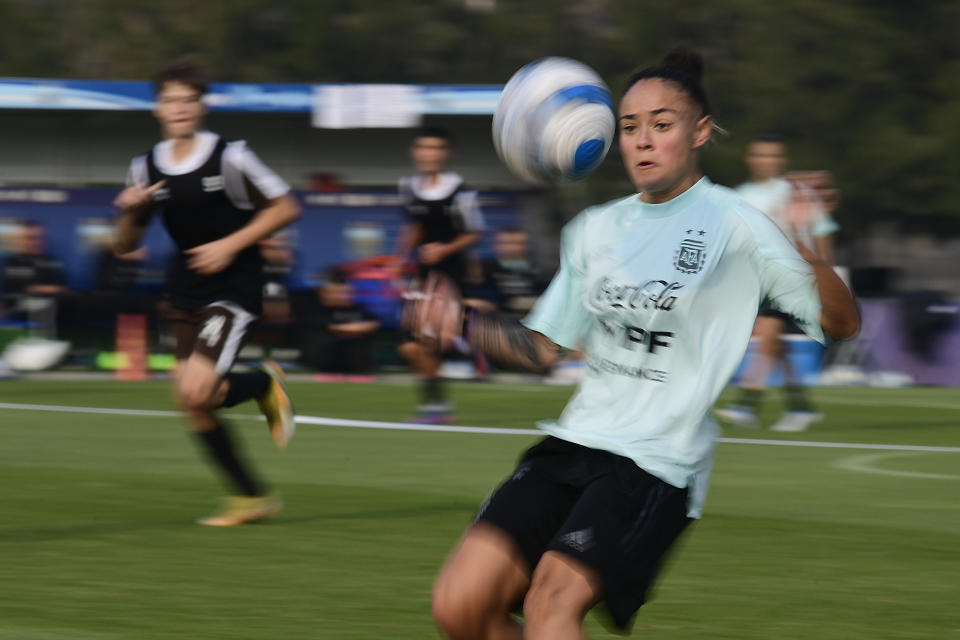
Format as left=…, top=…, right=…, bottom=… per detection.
left=168, top=301, right=257, bottom=374
left=476, top=436, right=692, bottom=632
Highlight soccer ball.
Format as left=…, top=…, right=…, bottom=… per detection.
left=493, top=57, right=615, bottom=184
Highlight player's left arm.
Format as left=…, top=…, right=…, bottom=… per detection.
left=420, top=190, right=484, bottom=265
left=186, top=191, right=300, bottom=275
left=805, top=194, right=849, bottom=336
left=813, top=233, right=834, bottom=265
left=796, top=242, right=859, bottom=340
left=420, top=231, right=482, bottom=265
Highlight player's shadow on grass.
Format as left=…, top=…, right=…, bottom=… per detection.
left=0, top=499, right=478, bottom=540
left=277, top=498, right=477, bottom=526
left=0, top=518, right=203, bottom=543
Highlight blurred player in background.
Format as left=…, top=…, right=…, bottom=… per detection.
left=113, top=57, right=300, bottom=526
left=464, top=227, right=545, bottom=379
left=1, top=220, right=68, bottom=339
left=395, top=127, right=484, bottom=423
left=716, top=136, right=840, bottom=432
left=475, top=228, right=543, bottom=321
left=412, top=48, right=859, bottom=638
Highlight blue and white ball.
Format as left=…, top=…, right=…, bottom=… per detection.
left=493, top=57, right=615, bottom=184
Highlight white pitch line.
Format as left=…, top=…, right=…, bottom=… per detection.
left=712, top=436, right=960, bottom=453
left=833, top=452, right=960, bottom=480
left=816, top=396, right=960, bottom=411
left=0, top=402, right=182, bottom=418
left=2, top=401, right=960, bottom=453
left=292, top=414, right=541, bottom=435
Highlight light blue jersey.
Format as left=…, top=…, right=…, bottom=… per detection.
left=522, top=177, right=824, bottom=517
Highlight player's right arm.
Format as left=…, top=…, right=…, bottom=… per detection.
left=408, top=271, right=564, bottom=374
left=113, top=180, right=165, bottom=255
left=469, top=313, right=565, bottom=374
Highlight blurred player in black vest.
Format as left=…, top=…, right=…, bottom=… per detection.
left=478, top=228, right=543, bottom=321
left=113, top=57, right=301, bottom=526
left=395, top=127, right=484, bottom=423
left=299, top=266, right=380, bottom=374
left=1, top=220, right=68, bottom=338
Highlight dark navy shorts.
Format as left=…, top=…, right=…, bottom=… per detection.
left=476, top=436, right=693, bottom=632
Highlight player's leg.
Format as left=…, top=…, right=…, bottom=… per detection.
left=756, top=313, right=786, bottom=396
left=532, top=451, right=692, bottom=636
left=771, top=322, right=822, bottom=432
left=523, top=552, right=600, bottom=640
left=193, top=302, right=295, bottom=448
left=398, top=338, right=453, bottom=423
left=433, top=437, right=584, bottom=639
left=717, top=313, right=781, bottom=427
left=171, top=306, right=280, bottom=525
left=178, top=353, right=266, bottom=493
left=432, top=524, right=529, bottom=640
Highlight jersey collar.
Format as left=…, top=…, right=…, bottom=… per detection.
left=409, top=172, right=463, bottom=200
left=631, top=176, right=712, bottom=220
left=154, top=131, right=219, bottom=176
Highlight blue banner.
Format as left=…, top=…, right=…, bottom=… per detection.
left=0, top=79, right=502, bottom=115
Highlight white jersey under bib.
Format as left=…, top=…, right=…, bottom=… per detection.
left=523, top=177, right=825, bottom=517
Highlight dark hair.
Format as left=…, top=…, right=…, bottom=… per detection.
left=413, top=126, right=454, bottom=146
left=751, top=133, right=785, bottom=145
left=622, top=47, right=711, bottom=117
left=153, top=55, right=209, bottom=97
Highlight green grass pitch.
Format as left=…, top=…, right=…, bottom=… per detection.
left=1, top=380, right=958, bottom=639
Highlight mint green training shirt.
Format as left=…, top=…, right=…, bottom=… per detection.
left=522, top=177, right=825, bottom=517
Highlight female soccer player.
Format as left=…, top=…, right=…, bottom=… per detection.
left=413, top=48, right=859, bottom=638
left=113, top=57, right=301, bottom=526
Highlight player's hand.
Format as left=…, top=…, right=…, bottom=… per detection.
left=114, top=180, right=166, bottom=216
left=386, top=254, right=409, bottom=278
left=403, top=271, right=463, bottom=352
left=418, top=242, right=448, bottom=266
left=185, top=238, right=239, bottom=275
left=787, top=185, right=816, bottom=229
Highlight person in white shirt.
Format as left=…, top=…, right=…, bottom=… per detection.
left=715, top=135, right=840, bottom=432
left=409, top=47, right=859, bottom=639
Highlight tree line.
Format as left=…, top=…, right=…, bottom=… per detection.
left=1, top=0, right=958, bottom=230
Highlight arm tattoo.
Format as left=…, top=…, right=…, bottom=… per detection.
left=470, top=313, right=564, bottom=374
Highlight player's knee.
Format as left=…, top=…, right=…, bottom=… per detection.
left=397, top=340, right=419, bottom=361
left=523, top=583, right=584, bottom=629
left=523, top=564, right=594, bottom=628
left=177, top=382, right=216, bottom=412
left=431, top=577, right=486, bottom=640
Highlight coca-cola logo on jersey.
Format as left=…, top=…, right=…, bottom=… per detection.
left=590, top=277, right=683, bottom=312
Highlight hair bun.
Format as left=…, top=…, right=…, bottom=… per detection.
left=660, top=47, right=704, bottom=82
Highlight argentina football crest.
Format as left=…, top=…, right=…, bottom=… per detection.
left=674, top=229, right=707, bottom=275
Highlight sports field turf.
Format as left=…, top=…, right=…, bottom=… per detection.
left=1, top=379, right=957, bottom=639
